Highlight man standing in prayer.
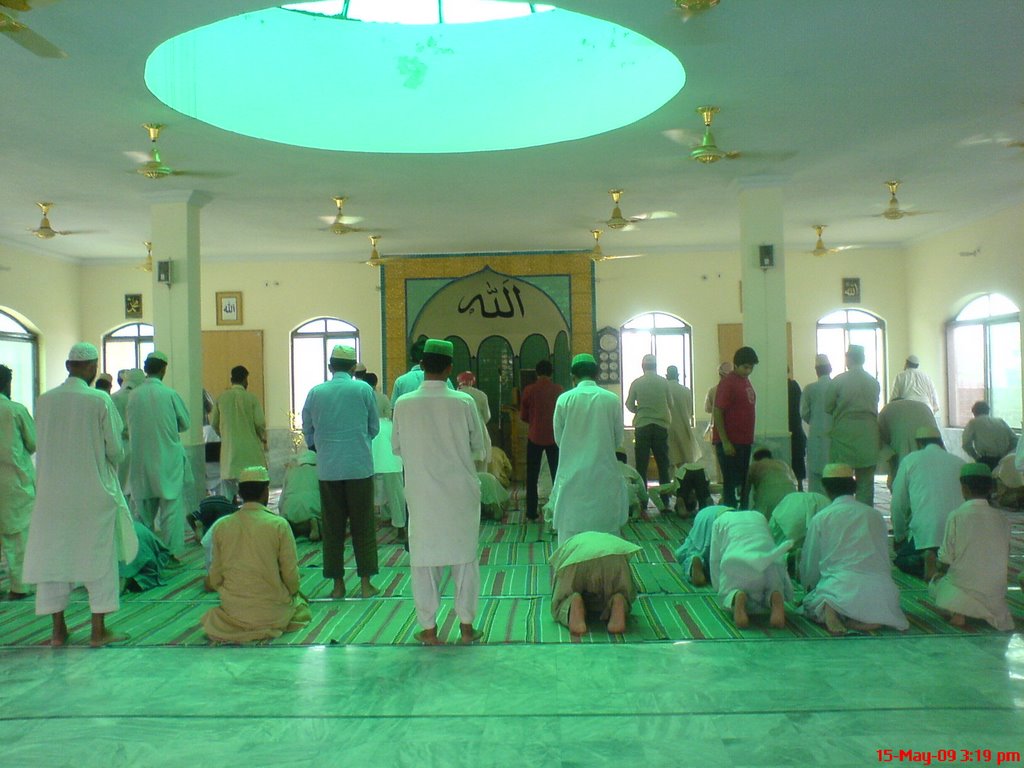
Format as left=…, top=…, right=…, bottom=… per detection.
left=456, top=371, right=492, bottom=471
left=890, top=354, right=940, bottom=415
left=110, top=367, right=144, bottom=497
left=302, top=345, right=380, bottom=600
left=549, top=354, right=628, bottom=546
left=703, top=362, right=733, bottom=483
left=787, top=370, right=807, bottom=491
left=800, top=354, right=833, bottom=494
left=391, top=339, right=426, bottom=403
left=824, top=344, right=880, bottom=506
left=929, top=463, right=1014, bottom=631
left=127, top=351, right=191, bottom=561
left=0, top=364, right=35, bottom=599
left=713, top=346, right=759, bottom=509
left=201, top=466, right=311, bottom=643
left=392, top=339, right=487, bottom=645
left=550, top=531, right=641, bottom=636
left=626, top=354, right=674, bottom=509
left=22, top=343, right=129, bottom=646
left=211, top=365, right=267, bottom=501
left=800, top=464, right=909, bottom=635
left=94, top=372, right=113, bottom=394
left=891, top=426, right=965, bottom=579
left=961, top=401, right=1017, bottom=470
left=665, top=364, right=701, bottom=471
left=710, top=508, right=792, bottom=629
left=519, top=359, right=563, bottom=522
left=365, top=373, right=406, bottom=536
left=877, top=397, right=939, bottom=485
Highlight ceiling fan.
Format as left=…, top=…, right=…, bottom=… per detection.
left=364, top=235, right=401, bottom=267
left=137, top=241, right=154, bottom=273
left=807, top=225, right=858, bottom=257
left=674, top=0, right=720, bottom=21
left=27, top=201, right=87, bottom=239
left=127, top=123, right=221, bottom=179
left=874, top=180, right=927, bottom=220
left=687, top=106, right=741, bottom=164
left=0, top=0, right=66, bottom=58
left=320, top=196, right=364, bottom=235
left=602, top=189, right=676, bottom=231
left=588, top=229, right=644, bottom=263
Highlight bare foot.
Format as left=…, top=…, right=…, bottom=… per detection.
left=360, top=578, right=380, bottom=599
left=90, top=630, right=130, bottom=648
left=330, top=579, right=346, bottom=599
left=769, top=591, right=786, bottom=629
left=415, top=628, right=443, bottom=645
left=459, top=623, right=484, bottom=644
left=568, top=593, right=587, bottom=635
left=690, top=558, right=707, bottom=587
left=309, top=518, right=321, bottom=542
left=950, top=613, right=966, bottom=628
left=7, top=591, right=30, bottom=601
left=733, top=591, right=749, bottom=628
left=47, top=632, right=69, bottom=648
left=846, top=619, right=882, bottom=632
left=48, top=614, right=69, bottom=647
left=606, top=593, right=627, bottom=634
left=824, top=603, right=847, bottom=635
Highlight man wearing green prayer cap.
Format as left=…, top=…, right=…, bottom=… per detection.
left=392, top=338, right=488, bottom=644
left=548, top=353, right=628, bottom=546
left=929, top=463, right=1014, bottom=630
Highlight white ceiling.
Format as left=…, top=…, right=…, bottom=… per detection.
left=1, top=0, right=1023, bottom=264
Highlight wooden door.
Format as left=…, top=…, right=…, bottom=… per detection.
left=717, top=323, right=793, bottom=372
left=203, top=330, right=265, bottom=410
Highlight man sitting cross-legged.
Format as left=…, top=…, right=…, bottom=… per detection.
left=800, top=464, right=909, bottom=635
left=929, top=463, right=1014, bottom=631
left=550, top=531, right=641, bottom=636
left=201, top=466, right=311, bottom=644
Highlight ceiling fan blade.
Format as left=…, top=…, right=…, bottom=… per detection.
left=0, top=14, right=67, bottom=58
left=662, top=128, right=702, bottom=146
left=317, top=214, right=365, bottom=225
left=1, top=1, right=63, bottom=10
left=170, top=170, right=232, bottom=179
left=633, top=210, right=678, bottom=221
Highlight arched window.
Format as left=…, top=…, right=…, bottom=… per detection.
left=0, top=309, right=39, bottom=415
left=103, top=323, right=155, bottom=382
left=816, top=309, right=887, bottom=406
left=946, top=294, right=1021, bottom=428
left=619, top=311, right=693, bottom=425
left=290, top=317, right=360, bottom=415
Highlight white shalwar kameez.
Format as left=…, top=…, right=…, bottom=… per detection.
left=929, top=499, right=1014, bottom=630
left=126, top=377, right=191, bottom=556
left=0, top=394, right=36, bottom=593
left=800, top=495, right=909, bottom=630
left=674, top=505, right=730, bottom=583
left=23, top=378, right=129, bottom=615
left=710, top=510, right=793, bottom=612
left=890, top=445, right=965, bottom=550
left=550, top=380, right=628, bottom=546
left=392, top=380, right=487, bottom=629
left=372, top=414, right=406, bottom=527
left=799, top=374, right=832, bottom=493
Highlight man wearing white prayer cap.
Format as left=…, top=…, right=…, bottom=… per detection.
left=126, top=351, right=191, bottom=561
left=890, top=354, right=939, bottom=415
left=302, top=344, right=380, bottom=600
left=799, top=463, right=908, bottom=635
left=824, top=345, right=880, bottom=506
left=23, top=343, right=131, bottom=646
left=799, top=353, right=833, bottom=494
left=0, top=363, right=36, bottom=600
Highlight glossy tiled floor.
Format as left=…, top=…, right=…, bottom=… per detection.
left=1, top=632, right=1022, bottom=767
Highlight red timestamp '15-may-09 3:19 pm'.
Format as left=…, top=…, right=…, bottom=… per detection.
left=877, top=749, right=1022, bottom=765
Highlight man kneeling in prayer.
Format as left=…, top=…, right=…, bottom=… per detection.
left=201, top=466, right=311, bottom=643
left=800, top=464, right=909, bottom=635
left=929, top=463, right=1014, bottom=631
left=674, top=504, right=731, bottom=586
left=550, top=531, right=641, bottom=636
left=710, top=509, right=792, bottom=628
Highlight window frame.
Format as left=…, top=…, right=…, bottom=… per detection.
left=0, top=309, right=40, bottom=412
left=289, top=316, right=361, bottom=417
left=102, top=322, right=155, bottom=375
left=618, top=311, right=694, bottom=426
left=815, top=308, right=888, bottom=407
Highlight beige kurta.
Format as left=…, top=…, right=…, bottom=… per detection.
left=929, top=499, right=1014, bottom=630
left=666, top=380, right=701, bottom=465
left=747, top=459, right=798, bottom=518
left=278, top=451, right=321, bottom=524
left=201, top=503, right=311, bottom=642
left=0, top=394, right=36, bottom=535
left=878, top=399, right=938, bottom=467
left=824, top=366, right=880, bottom=468
left=127, top=377, right=190, bottom=500
left=211, top=384, right=267, bottom=481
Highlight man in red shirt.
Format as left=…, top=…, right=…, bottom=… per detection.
left=519, top=359, right=564, bottom=521
left=713, top=346, right=759, bottom=509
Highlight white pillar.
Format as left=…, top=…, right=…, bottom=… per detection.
left=738, top=179, right=789, bottom=452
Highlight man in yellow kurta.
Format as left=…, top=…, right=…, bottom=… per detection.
left=0, top=364, right=36, bottom=599
left=201, top=466, right=311, bottom=643
left=211, top=365, right=267, bottom=501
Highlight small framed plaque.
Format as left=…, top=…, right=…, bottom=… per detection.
left=124, top=293, right=143, bottom=319
left=842, top=278, right=861, bottom=304
left=216, top=291, right=243, bottom=326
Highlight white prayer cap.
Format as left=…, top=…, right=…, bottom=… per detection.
left=239, top=466, right=270, bottom=483
left=68, top=342, right=99, bottom=361
left=814, top=354, right=830, bottom=367
left=146, top=351, right=169, bottom=364
left=97, top=373, right=113, bottom=384
left=330, top=345, right=357, bottom=361
left=823, top=463, right=855, bottom=479
left=123, top=368, right=146, bottom=389
left=906, top=354, right=920, bottom=365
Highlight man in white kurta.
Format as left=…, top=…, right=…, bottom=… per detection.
left=22, top=343, right=130, bottom=647
left=890, top=355, right=939, bottom=414
left=799, top=354, right=832, bottom=494
left=768, top=491, right=830, bottom=579
left=824, top=345, right=880, bottom=506
left=457, top=371, right=493, bottom=471
left=392, top=339, right=487, bottom=645
left=550, top=354, right=628, bottom=547
left=709, top=509, right=792, bottom=628
left=891, top=428, right=965, bottom=579
left=674, top=504, right=730, bottom=586
left=110, top=368, right=144, bottom=496
left=0, top=364, right=35, bottom=598
left=211, top=365, right=267, bottom=501
left=800, top=464, right=909, bottom=634
left=126, top=351, right=191, bottom=558
left=929, top=463, right=1014, bottom=631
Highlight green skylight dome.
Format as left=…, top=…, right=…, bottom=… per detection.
left=144, top=2, right=685, bottom=153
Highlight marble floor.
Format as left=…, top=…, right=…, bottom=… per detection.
left=1, top=632, right=1023, bottom=768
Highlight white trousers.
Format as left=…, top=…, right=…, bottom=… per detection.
left=1, top=529, right=28, bottom=593
left=35, top=557, right=119, bottom=616
left=374, top=472, right=406, bottom=527
left=411, top=561, right=480, bottom=629
left=136, top=496, right=186, bottom=557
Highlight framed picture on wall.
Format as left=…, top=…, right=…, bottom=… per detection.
left=124, top=293, right=143, bottom=319
left=216, top=291, right=243, bottom=325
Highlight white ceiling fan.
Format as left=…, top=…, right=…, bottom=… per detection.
left=27, top=201, right=92, bottom=239
left=320, top=196, right=365, bottom=235
left=0, top=0, right=66, bottom=58
left=873, top=180, right=929, bottom=220
left=601, top=189, right=676, bottom=232
left=588, top=229, right=645, bottom=263
left=807, top=225, right=859, bottom=257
